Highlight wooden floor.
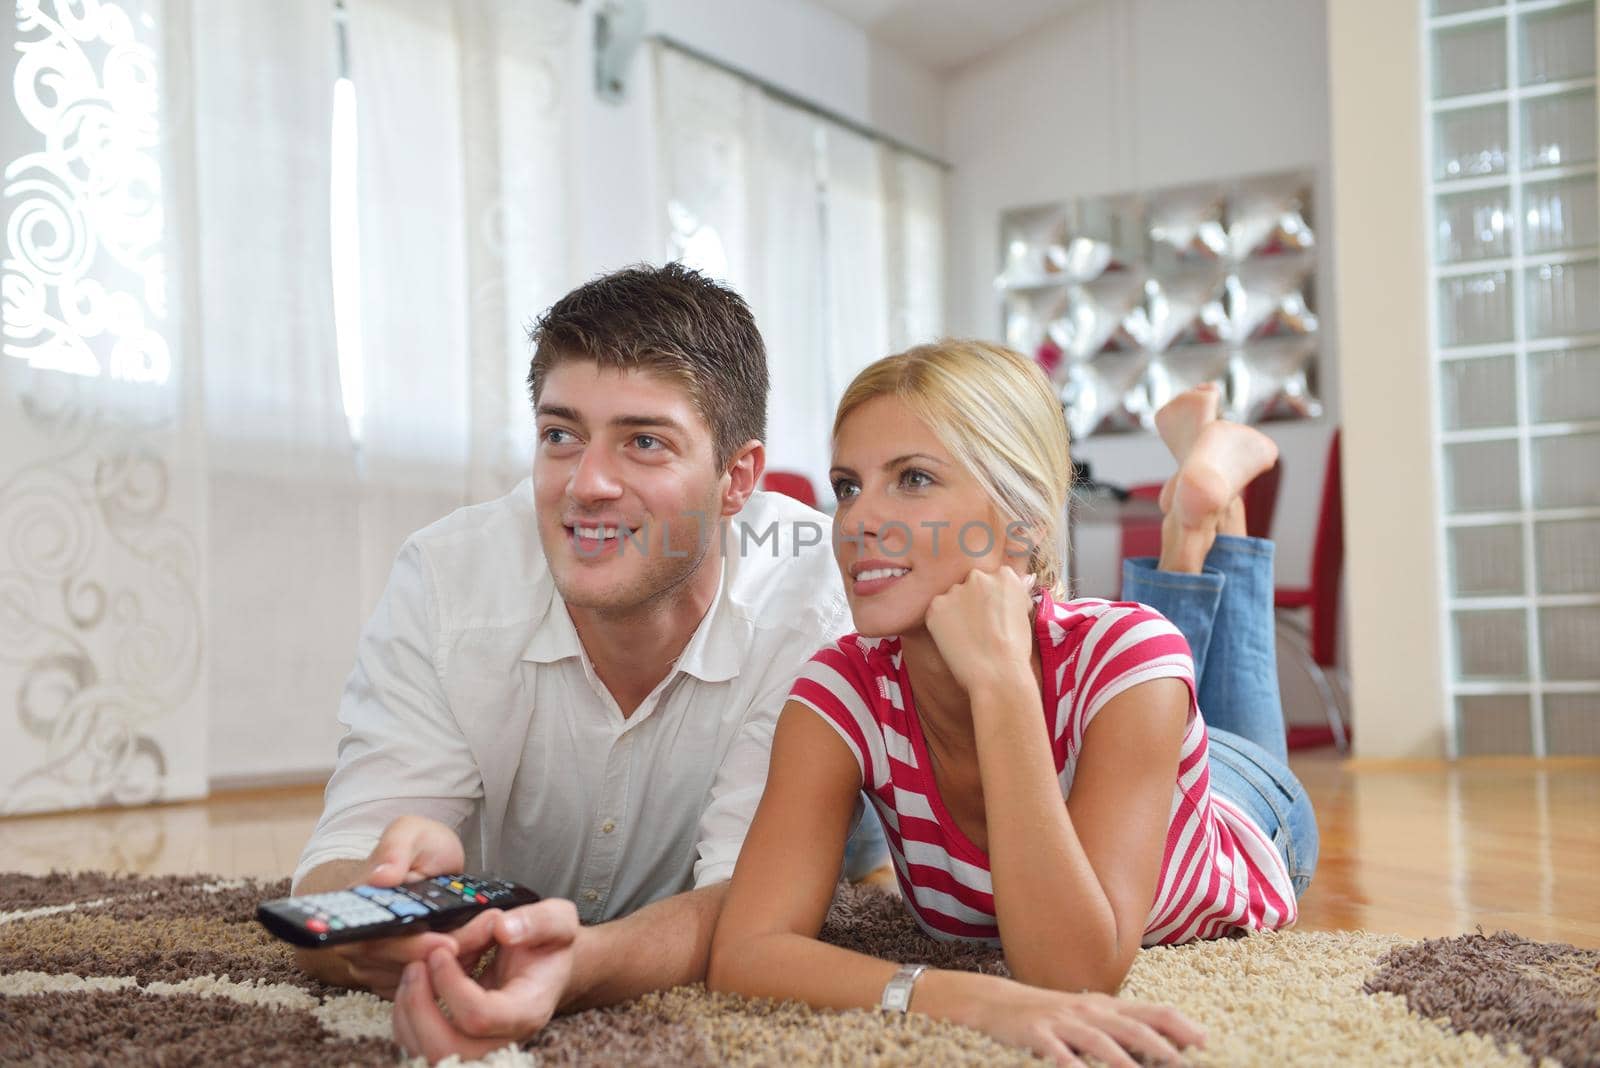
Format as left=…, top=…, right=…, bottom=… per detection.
left=3, top=752, right=1597, bottom=947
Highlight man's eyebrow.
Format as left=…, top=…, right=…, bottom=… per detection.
left=535, top=404, right=583, bottom=423
left=535, top=408, right=686, bottom=434
left=609, top=414, right=688, bottom=434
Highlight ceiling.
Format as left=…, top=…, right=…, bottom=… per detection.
left=811, top=0, right=1084, bottom=73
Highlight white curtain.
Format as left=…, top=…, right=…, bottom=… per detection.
left=203, top=0, right=576, bottom=783
left=1, top=0, right=580, bottom=810
left=655, top=45, right=946, bottom=502
left=191, top=0, right=367, bottom=785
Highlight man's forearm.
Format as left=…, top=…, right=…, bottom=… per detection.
left=558, top=882, right=729, bottom=1015
left=293, top=857, right=370, bottom=896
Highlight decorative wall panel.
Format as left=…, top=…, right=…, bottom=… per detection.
left=996, top=171, right=1322, bottom=441
left=2, top=0, right=207, bottom=813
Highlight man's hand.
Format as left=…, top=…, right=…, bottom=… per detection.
left=362, top=814, right=466, bottom=886
left=391, top=900, right=582, bottom=1064
left=293, top=815, right=467, bottom=998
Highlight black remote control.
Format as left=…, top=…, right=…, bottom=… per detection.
left=257, top=874, right=542, bottom=948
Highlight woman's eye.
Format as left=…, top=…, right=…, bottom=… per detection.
left=901, top=468, right=934, bottom=489
left=831, top=479, right=859, bottom=501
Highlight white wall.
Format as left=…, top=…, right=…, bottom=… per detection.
left=1326, top=0, right=1447, bottom=759
left=943, top=0, right=1336, bottom=590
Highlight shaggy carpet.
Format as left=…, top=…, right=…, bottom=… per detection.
left=1, top=872, right=1595, bottom=1066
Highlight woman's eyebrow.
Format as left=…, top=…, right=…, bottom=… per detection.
left=885, top=453, right=946, bottom=469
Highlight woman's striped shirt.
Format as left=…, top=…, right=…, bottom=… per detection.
left=788, top=590, right=1298, bottom=946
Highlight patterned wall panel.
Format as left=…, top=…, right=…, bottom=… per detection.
left=2, top=0, right=207, bottom=813
left=996, top=171, right=1322, bottom=441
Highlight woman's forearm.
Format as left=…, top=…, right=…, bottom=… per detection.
left=709, top=930, right=901, bottom=1010
left=967, top=673, right=1130, bottom=993
left=707, top=930, right=1007, bottom=1027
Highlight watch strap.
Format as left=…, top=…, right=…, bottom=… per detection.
left=879, top=963, right=927, bottom=1013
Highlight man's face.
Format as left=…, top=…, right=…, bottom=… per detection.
left=533, top=361, right=726, bottom=615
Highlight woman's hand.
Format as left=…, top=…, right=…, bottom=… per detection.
left=960, top=976, right=1204, bottom=1067
left=391, top=899, right=582, bottom=1064
left=924, top=567, right=1036, bottom=695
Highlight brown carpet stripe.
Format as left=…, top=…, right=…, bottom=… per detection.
left=1365, top=931, right=1600, bottom=1067
left=1, top=872, right=1593, bottom=1066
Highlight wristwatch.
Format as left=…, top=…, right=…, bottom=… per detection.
left=879, top=963, right=927, bottom=1013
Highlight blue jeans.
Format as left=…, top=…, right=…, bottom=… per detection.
left=1122, top=535, right=1319, bottom=897
left=842, top=800, right=890, bottom=880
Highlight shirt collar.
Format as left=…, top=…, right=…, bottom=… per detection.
left=666, top=561, right=744, bottom=683
left=520, top=586, right=584, bottom=665
left=519, top=557, right=746, bottom=684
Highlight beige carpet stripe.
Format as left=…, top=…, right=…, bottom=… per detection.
left=0, top=970, right=139, bottom=996
left=0, top=897, right=113, bottom=925
left=313, top=988, right=400, bottom=1042
left=1119, top=929, right=1535, bottom=1067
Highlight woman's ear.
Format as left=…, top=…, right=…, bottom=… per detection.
left=1002, top=519, right=1041, bottom=573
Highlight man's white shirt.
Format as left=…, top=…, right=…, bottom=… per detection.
left=295, top=481, right=848, bottom=922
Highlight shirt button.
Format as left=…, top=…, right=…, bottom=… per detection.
left=601, top=820, right=616, bottom=834
left=583, top=890, right=599, bottom=903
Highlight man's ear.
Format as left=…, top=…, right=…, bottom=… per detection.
left=719, top=439, right=765, bottom=517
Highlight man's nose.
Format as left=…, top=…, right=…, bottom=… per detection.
left=568, top=446, right=623, bottom=503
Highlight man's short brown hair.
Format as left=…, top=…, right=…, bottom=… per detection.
left=527, top=263, right=769, bottom=470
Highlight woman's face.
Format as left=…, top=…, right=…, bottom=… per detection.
left=830, top=394, right=1029, bottom=638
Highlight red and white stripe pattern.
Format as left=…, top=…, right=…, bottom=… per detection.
left=789, top=591, right=1298, bottom=946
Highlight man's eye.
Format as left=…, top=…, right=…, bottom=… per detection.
left=633, top=434, right=662, bottom=450
left=541, top=428, right=575, bottom=446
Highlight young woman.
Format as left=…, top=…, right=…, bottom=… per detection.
left=707, top=340, right=1318, bottom=1067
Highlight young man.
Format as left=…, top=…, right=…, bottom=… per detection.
left=292, top=264, right=879, bottom=1060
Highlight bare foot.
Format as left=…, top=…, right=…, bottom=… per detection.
left=1154, top=383, right=1222, bottom=463
left=1159, top=421, right=1278, bottom=573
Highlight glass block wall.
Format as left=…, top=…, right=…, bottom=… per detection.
left=1427, top=0, right=1600, bottom=755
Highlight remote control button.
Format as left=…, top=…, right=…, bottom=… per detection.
left=305, top=918, right=329, bottom=933
left=449, top=881, right=464, bottom=891
left=475, top=893, right=488, bottom=904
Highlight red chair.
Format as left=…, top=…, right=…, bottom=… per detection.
left=1275, top=430, right=1348, bottom=751
left=761, top=470, right=818, bottom=508
left=1242, top=458, right=1282, bottom=540
left=1117, top=483, right=1167, bottom=572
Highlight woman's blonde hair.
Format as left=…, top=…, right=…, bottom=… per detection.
left=833, top=339, right=1073, bottom=596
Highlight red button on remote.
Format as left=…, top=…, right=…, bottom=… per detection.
left=475, top=894, right=488, bottom=904
left=305, top=918, right=329, bottom=933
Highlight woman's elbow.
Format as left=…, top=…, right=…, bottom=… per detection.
left=1011, top=953, right=1133, bottom=997
left=704, top=933, right=743, bottom=994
